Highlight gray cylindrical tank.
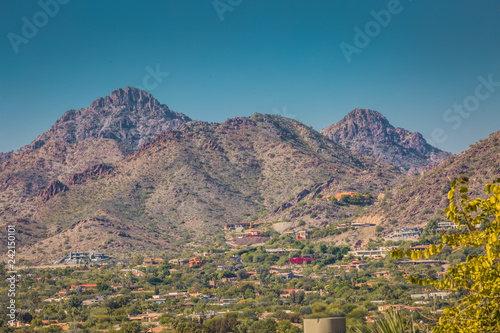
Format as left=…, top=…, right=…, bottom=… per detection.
left=303, top=317, right=346, bottom=333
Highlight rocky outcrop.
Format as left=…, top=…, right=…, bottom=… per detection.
left=66, top=163, right=114, bottom=185
left=39, top=180, right=69, bottom=202
left=321, top=108, right=452, bottom=173
left=203, top=140, right=224, bottom=152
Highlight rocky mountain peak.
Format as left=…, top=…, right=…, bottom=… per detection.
left=90, top=87, right=160, bottom=111
left=346, top=108, right=389, bottom=124
left=321, top=108, right=452, bottom=173
left=26, top=87, right=191, bottom=153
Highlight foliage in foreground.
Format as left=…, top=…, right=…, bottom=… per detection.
left=392, top=177, right=500, bottom=333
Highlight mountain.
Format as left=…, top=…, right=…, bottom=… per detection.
left=0, top=111, right=403, bottom=264
left=321, top=108, right=452, bottom=173
left=23, top=87, right=191, bottom=154
left=376, top=130, right=500, bottom=230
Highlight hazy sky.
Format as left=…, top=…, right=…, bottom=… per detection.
left=1, top=0, right=499, bottom=154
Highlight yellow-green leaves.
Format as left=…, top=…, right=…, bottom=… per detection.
left=390, top=177, right=500, bottom=333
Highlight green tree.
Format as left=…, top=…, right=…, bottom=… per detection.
left=68, top=296, right=82, bottom=308
left=120, top=321, right=142, bottom=333
left=392, top=177, right=500, bottom=333
left=250, top=318, right=278, bottom=333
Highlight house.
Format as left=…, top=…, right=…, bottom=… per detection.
left=217, top=265, right=236, bottom=271
left=70, top=284, right=97, bottom=291
left=167, top=292, right=189, bottom=298
left=437, top=221, right=458, bottom=231
left=223, top=222, right=269, bottom=230
left=143, top=257, right=164, bottom=265
left=8, top=322, right=31, bottom=328
left=53, top=290, right=67, bottom=297
left=169, top=258, right=190, bottom=265
left=339, top=260, right=368, bottom=270
left=386, top=227, right=423, bottom=241
left=349, top=248, right=390, bottom=259
left=280, top=289, right=303, bottom=298
left=351, top=223, right=376, bottom=227
left=405, top=306, right=424, bottom=312
left=410, top=245, right=431, bottom=251
left=411, top=292, right=451, bottom=300
left=378, top=304, right=406, bottom=312
left=399, top=259, right=445, bottom=265
left=265, top=248, right=296, bottom=254
left=82, top=296, right=104, bottom=306
left=373, top=271, right=391, bottom=279
left=289, top=257, right=317, bottom=264
left=284, top=230, right=312, bottom=240
left=130, top=288, right=154, bottom=294
left=121, top=269, right=147, bottom=277
left=189, top=257, right=205, bottom=268
left=43, top=297, right=68, bottom=302
left=210, top=278, right=238, bottom=288
left=54, top=251, right=112, bottom=265
left=128, top=311, right=162, bottom=322
left=148, top=298, right=167, bottom=304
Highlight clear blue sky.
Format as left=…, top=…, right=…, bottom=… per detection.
left=1, top=0, right=499, bottom=154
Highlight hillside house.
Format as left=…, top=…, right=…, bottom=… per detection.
left=378, top=304, right=406, bottom=312
left=143, top=257, right=164, bottom=265
left=351, top=223, right=376, bottom=227
left=217, top=265, right=236, bottom=271
left=437, top=221, right=458, bottom=231
left=128, top=311, right=162, bottom=322
left=266, top=248, right=296, bottom=254
left=386, top=227, right=423, bottom=241
left=373, top=271, right=391, bottom=279
left=399, top=259, right=445, bottom=265
left=147, top=298, right=167, bottom=304
left=209, top=277, right=237, bottom=288
left=349, top=247, right=395, bottom=259
left=55, top=251, right=112, bottom=265
left=411, top=292, right=451, bottom=300
left=167, top=292, right=189, bottom=298
left=70, top=284, right=97, bottom=291
left=223, top=222, right=269, bottom=230
left=82, top=296, right=105, bottom=306
left=120, top=269, right=146, bottom=277
left=337, top=260, right=368, bottom=270
left=284, top=230, right=312, bottom=240
left=189, top=257, right=205, bottom=268
left=169, top=258, right=190, bottom=265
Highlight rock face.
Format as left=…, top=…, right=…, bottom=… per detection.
left=27, top=87, right=191, bottom=153
left=39, top=179, right=69, bottom=202
left=321, top=108, right=452, bottom=173
left=66, top=163, right=114, bottom=185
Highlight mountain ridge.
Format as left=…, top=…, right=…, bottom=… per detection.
left=321, top=108, right=452, bottom=173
